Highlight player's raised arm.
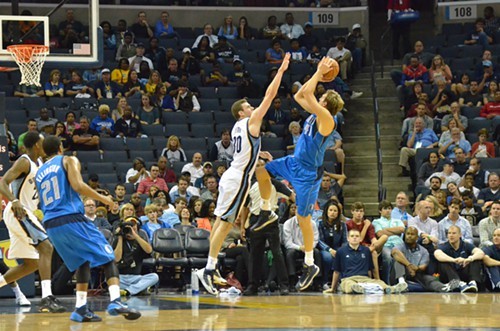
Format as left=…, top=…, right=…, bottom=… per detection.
left=63, top=156, right=114, bottom=207
left=249, top=53, right=290, bottom=129
left=294, top=57, right=343, bottom=136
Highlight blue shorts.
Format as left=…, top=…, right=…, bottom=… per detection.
left=45, top=214, right=115, bottom=272
left=265, top=156, right=321, bottom=217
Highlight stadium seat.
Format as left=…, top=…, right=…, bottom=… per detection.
left=5, top=109, right=27, bottom=125
left=129, top=150, right=156, bottom=162
left=152, top=137, right=168, bottom=153
left=188, top=74, right=203, bottom=88
left=101, top=150, right=128, bottom=162
left=213, top=111, right=235, bottom=125
left=100, top=137, right=127, bottom=151
left=262, top=137, right=284, bottom=151
left=162, top=112, right=188, bottom=126
left=158, top=38, right=178, bottom=49
left=75, top=150, right=102, bottom=163
left=480, top=158, right=499, bottom=171
left=142, top=125, right=165, bottom=137
left=461, top=45, right=483, bottom=59
left=248, top=39, right=271, bottom=52
left=87, top=162, right=114, bottom=174
left=98, top=98, right=119, bottom=110
left=187, top=111, right=214, bottom=125
left=190, top=123, right=215, bottom=138
left=5, top=97, right=23, bottom=111
left=184, top=228, right=211, bottom=268
left=441, top=23, right=463, bottom=36
left=199, top=99, right=220, bottom=112
left=446, top=35, right=467, bottom=48
left=461, top=106, right=481, bottom=119
left=23, top=97, right=47, bottom=111
left=217, top=87, right=239, bottom=100
left=466, top=119, right=491, bottom=134
left=165, top=124, right=190, bottom=137
left=198, top=87, right=218, bottom=99
left=153, top=229, right=189, bottom=268
left=98, top=173, right=120, bottom=184
left=215, top=124, right=232, bottom=137
left=180, top=137, right=207, bottom=151
left=126, top=137, right=153, bottom=151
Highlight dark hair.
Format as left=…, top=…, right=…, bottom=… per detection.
left=448, top=198, right=461, bottom=207
left=322, top=200, right=342, bottom=233
left=115, top=183, right=125, bottom=190
left=430, top=176, right=442, bottom=184
left=42, top=136, right=61, bottom=156
left=153, top=189, right=171, bottom=204
left=410, top=54, right=420, bottom=61
left=351, top=201, right=365, bottom=211
left=378, top=200, right=393, bottom=211
left=24, top=132, right=41, bottom=149
left=199, top=199, right=215, bottom=218
left=27, top=118, right=36, bottom=124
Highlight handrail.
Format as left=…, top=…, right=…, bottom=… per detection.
left=379, top=24, right=393, bottom=79
left=370, top=51, right=386, bottom=202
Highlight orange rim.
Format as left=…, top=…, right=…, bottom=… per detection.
left=7, top=44, right=49, bottom=63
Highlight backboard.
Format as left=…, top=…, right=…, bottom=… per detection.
left=0, top=0, right=102, bottom=68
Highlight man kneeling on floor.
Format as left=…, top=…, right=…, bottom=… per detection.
left=324, top=229, right=408, bottom=294
left=391, top=226, right=461, bottom=292
left=113, top=216, right=159, bottom=296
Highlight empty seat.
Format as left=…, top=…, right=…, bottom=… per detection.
left=126, top=137, right=152, bottom=150
left=75, top=150, right=102, bottom=163
left=446, top=34, right=467, bottom=47
left=217, top=87, right=239, bottom=100
left=198, top=99, right=220, bottom=112
left=23, top=97, right=47, bottom=111
left=142, top=125, right=165, bottom=137
left=129, top=150, right=156, bottom=162
left=153, top=228, right=189, bottom=268
left=152, top=137, right=168, bottom=152
left=101, top=150, right=129, bottom=162
left=187, top=111, right=214, bottom=125
left=248, top=39, right=271, bottom=51
left=461, top=45, right=483, bottom=58
left=5, top=97, right=23, bottom=111
left=87, top=162, right=114, bottom=174
left=442, top=23, right=463, bottom=36
left=180, top=137, right=207, bottom=150
left=184, top=228, right=211, bottom=268
left=190, top=123, right=215, bottom=138
left=98, top=98, right=119, bottom=109
left=98, top=173, right=119, bottom=184
left=165, top=124, right=190, bottom=137
left=262, top=137, right=284, bottom=151
left=461, top=106, right=481, bottom=119
left=100, top=137, right=127, bottom=151
left=466, top=119, right=491, bottom=134
left=162, top=112, right=188, bottom=125
left=198, top=87, right=218, bottom=99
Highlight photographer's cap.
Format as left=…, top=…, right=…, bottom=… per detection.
left=182, top=47, right=191, bottom=54
left=124, top=216, right=142, bottom=226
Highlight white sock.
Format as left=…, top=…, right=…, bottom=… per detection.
left=304, top=251, right=314, bottom=266
left=0, top=275, right=7, bottom=288
left=108, top=284, right=120, bottom=302
left=11, top=285, right=23, bottom=298
left=41, top=280, right=53, bottom=298
left=398, top=277, right=406, bottom=284
left=206, top=256, right=217, bottom=270
left=76, top=291, right=87, bottom=308
left=260, top=199, right=271, bottom=211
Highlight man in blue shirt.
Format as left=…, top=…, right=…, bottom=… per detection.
left=324, top=229, right=407, bottom=294
left=399, top=117, right=438, bottom=175
left=373, top=200, right=405, bottom=285
left=434, top=225, right=484, bottom=292
left=482, top=227, right=500, bottom=291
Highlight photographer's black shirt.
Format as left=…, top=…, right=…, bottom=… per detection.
left=112, top=231, right=150, bottom=275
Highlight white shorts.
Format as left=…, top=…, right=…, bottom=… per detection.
left=214, top=167, right=254, bottom=222
left=3, top=203, right=47, bottom=259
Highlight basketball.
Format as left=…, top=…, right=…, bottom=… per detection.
left=321, top=59, right=340, bottom=82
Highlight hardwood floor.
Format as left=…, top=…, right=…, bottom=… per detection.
left=0, top=293, right=499, bottom=330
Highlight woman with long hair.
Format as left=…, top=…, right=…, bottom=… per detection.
left=145, top=185, right=160, bottom=206
left=179, top=207, right=194, bottom=226
left=136, top=94, right=160, bottom=126
left=280, top=201, right=296, bottom=224
left=417, top=152, right=441, bottom=186
left=451, top=73, right=470, bottom=96
left=429, top=55, right=452, bottom=85
left=483, top=80, right=498, bottom=105
left=217, top=15, right=238, bottom=40
left=64, top=111, right=80, bottom=135
left=65, top=69, right=95, bottom=98
left=124, top=70, right=145, bottom=99
left=112, top=97, right=129, bottom=122
left=188, top=197, right=203, bottom=226
left=160, top=135, right=187, bottom=164
left=446, top=182, right=462, bottom=206
left=145, top=70, right=162, bottom=96
left=154, top=83, right=175, bottom=112
left=317, top=200, right=347, bottom=289
left=120, top=203, right=136, bottom=220
left=196, top=199, right=217, bottom=232
left=237, top=16, right=254, bottom=40
left=54, top=121, right=70, bottom=151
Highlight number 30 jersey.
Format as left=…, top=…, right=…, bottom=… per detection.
left=229, top=117, right=261, bottom=173
left=35, top=155, right=84, bottom=222
left=9, top=154, right=42, bottom=212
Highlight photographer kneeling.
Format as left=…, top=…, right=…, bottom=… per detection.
left=112, top=216, right=159, bottom=296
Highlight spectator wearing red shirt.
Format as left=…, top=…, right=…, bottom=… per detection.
left=471, top=128, right=496, bottom=158
left=157, top=156, right=177, bottom=184
left=137, top=164, right=169, bottom=194
left=480, top=90, right=500, bottom=119
left=387, top=0, right=413, bottom=59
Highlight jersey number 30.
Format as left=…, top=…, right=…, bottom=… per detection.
left=233, top=136, right=242, bottom=153
left=41, top=177, right=61, bottom=205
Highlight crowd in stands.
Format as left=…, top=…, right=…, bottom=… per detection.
left=1, top=7, right=499, bottom=296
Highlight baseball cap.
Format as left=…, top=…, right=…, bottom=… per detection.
left=352, top=23, right=361, bottom=30
left=182, top=47, right=191, bottom=53
left=203, top=162, right=213, bottom=168
left=233, top=58, right=244, bottom=65
left=101, top=68, right=110, bottom=74
left=304, top=22, right=313, bottom=28
left=136, top=42, right=145, bottom=48
left=443, top=159, right=454, bottom=166
left=482, top=60, right=492, bottom=67
left=124, top=216, right=142, bottom=226
left=218, top=35, right=227, bottom=41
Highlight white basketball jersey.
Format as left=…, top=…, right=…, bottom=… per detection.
left=10, top=154, right=42, bottom=212
left=229, top=117, right=260, bottom=172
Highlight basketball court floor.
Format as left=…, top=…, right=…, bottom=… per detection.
left=0, top=292, right=499, bottom=330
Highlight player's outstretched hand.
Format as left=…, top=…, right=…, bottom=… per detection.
left=258, top=151, right=273, bottom=161
left=317, top=57, right=334, bottom=76
left=278, top=53, right=291, bottom=73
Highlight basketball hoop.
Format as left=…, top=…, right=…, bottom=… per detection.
left=7, top=44, right=49, bottom=87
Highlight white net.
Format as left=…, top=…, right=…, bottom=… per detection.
left=7, top=45, right=49, bottom=87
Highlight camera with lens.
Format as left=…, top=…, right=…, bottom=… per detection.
left=118, top=221, right=134, bottom=236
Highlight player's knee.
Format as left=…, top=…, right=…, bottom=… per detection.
left=23, top=259, right=39, bottom=272
left=103, top=261, right=120, bottom=280
left=37, top=240, right=54, bottom=256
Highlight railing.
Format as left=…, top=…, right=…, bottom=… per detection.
left=370, top=51, right=386, bottom=202
left=378, top=24, right=393, bottom=79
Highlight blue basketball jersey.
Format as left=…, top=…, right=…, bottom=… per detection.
left=294, top=114, right=336, bottom=168
left=35, top=155, right=84, bottom=222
